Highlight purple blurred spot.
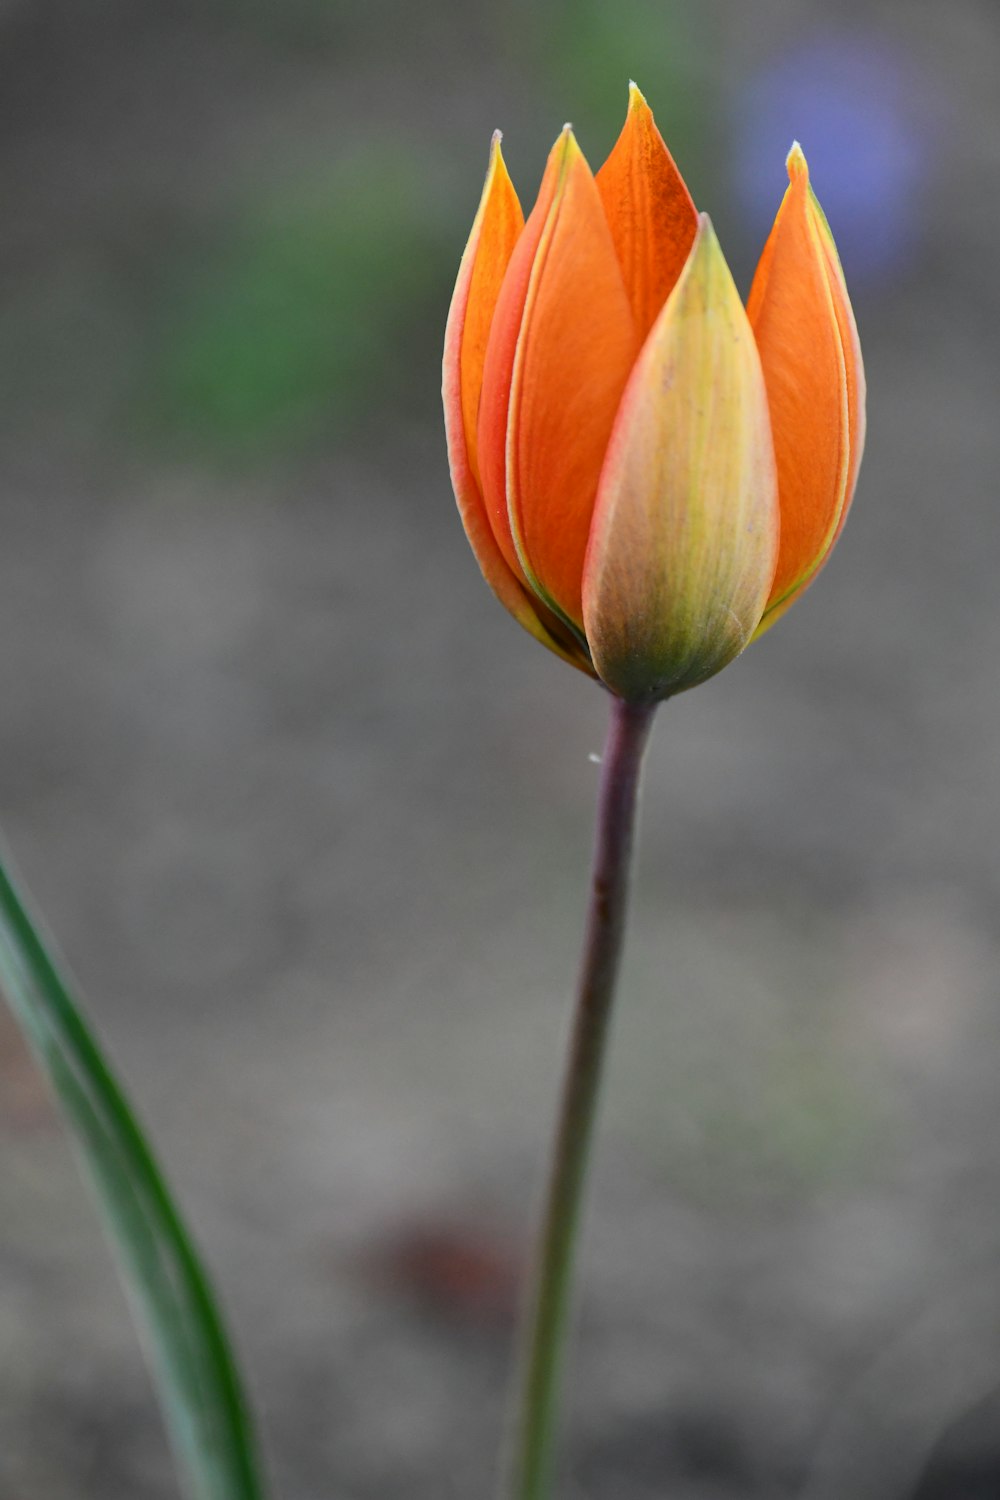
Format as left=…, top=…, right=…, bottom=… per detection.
left=733, top=34, right=929, bottom=285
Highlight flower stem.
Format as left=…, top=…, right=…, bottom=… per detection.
left=506, top=694, right=658, bottom=1500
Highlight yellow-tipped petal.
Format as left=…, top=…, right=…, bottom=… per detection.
left=749, top=144, right=866, bottom=633
left=582, top=215, right=780, bottom=701
left=443, top=134, right=593, bottom=673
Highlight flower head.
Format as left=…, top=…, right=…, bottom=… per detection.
left=443, top=87, right=865, bottom=700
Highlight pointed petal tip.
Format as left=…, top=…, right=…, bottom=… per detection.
left=690, top=212, right=719, bottom=257
left=487, top=130, right=505, bottom=172
left=627, top=80, right=648, bottom=109
left=677, top=213, right=747, bottom=313
left=786, top=141, right=809, bottom=181
left=549, top=123, right=584, bottom=170
left=483, top=129, right=516, bottom=196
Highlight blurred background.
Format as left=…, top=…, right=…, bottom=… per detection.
left=1, top=0, right=998, bottom=1496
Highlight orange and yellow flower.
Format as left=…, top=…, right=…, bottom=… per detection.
left=443, top=86, right=865, bottom=701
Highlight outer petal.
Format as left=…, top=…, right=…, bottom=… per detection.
left=478, top=128, right=638, bottom=631
left=596, top=82, right=698, bottom=343
left=443, top=134, right=591, bottom=672
left=748, top=144, right=866, bottom=631
left=583, top=216, right=780, bottom=701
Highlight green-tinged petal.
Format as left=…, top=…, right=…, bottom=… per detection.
left=582, top=215, right=779, bottom=701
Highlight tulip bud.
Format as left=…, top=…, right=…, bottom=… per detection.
left=442, top=95, right=865, bottom=697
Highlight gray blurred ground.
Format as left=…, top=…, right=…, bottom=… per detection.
left=1, top=1, right=1000, bottom=1497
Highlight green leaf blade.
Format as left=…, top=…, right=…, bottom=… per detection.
left=0, top=855, right=266, bottom=1500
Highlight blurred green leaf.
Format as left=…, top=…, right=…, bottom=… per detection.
left=499, top=0, right=710, bottom=155
left=0, top=855, right=265, bottom=1500
left=151, top=144, right=450, bottom=456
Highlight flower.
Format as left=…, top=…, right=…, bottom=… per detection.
left=443, top=85, right=865, bottom=701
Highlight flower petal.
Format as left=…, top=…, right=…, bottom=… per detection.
left=443, top=133, right=592, bottom=671
left=479, top=127, right=638, bottom=631
left=748, top=144, right=866, bottom=631
left=596, top=82, right=698, bottom=343
left=583, top=216, right=780, bottom=701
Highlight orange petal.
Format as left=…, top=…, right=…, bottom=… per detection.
left=455, top=133, right=524, bottom=490
left=748, top=144, right=866, bottom=630
left=479, top=128, right=638, bottom=630
left=443, top=134, right=592, bottom=673
left=596, top=82, right=698, bottom=343
left=476, top=141, right=559, bottom=593
left=583, top=216, right=779, bottom=700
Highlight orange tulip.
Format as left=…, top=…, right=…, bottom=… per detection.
left=443, top=86, right=865, bottom=701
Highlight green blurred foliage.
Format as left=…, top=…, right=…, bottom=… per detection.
left=200, top=0, right=385, bottom=49
left=498, top=0, right=712, bottom=179
left=202, top=0, right=479, bottom=59
left=121, top=0, right=716, bottom=468
left=149, top=145, right=453, bottom=459
left=651, top=1034, right=888, bottom=1205
left=0, top=265, right=139, bottom=448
